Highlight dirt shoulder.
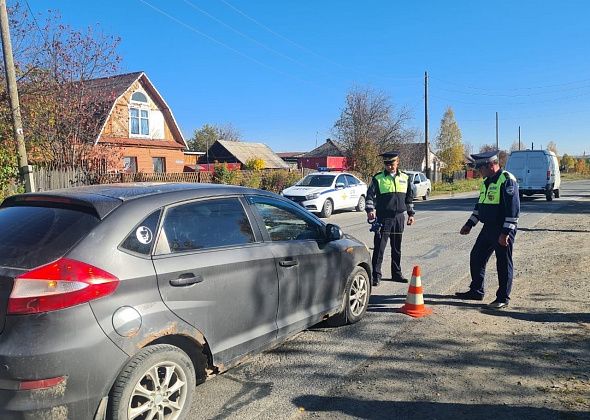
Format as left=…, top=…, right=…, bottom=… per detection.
left=297, top=198, right=590, bottom=419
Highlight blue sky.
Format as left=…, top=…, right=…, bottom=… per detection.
left=27, top=0, right=590, bottom=155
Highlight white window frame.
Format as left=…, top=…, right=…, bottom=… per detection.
left=129, top=90, right=150, bottom=138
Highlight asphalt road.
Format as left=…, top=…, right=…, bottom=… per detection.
left=189, top=180, right=589, bottom=420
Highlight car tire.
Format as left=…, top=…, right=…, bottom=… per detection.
left=320, top=198, right=333, bottom=218
left=356, top=195, right=366, bottom=212
left=546, top=190, right=553, bottom=201
left=328, top=266, right=370, bottom=326
left=423, top=189, right=430, bottom=201
left=108, top=344, right=196, bottom=420
left=554, top=189, right=560, bottom=198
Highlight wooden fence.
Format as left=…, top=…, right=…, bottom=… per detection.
left=33, top=167, right=216, bottom=191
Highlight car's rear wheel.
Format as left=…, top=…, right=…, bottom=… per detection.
left=546, top=190, right=553, bottom=201
left=356, top=195, right=366, bottom=212
left=328, top=266, right=370, bottom=326
left=320, top=198, right=333, bottom=218
left=108, top=344, right=196, bottom=420
left=423, top=189, right=430, bottom=200
left=554, top=189, right=560, bottom=198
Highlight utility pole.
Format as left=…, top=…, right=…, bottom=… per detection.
left=518, top=126, right=521, bottom=150
left=424, top=71, right=430, bottom=180
left=0, top=0, right=34, bottom=192
left=495, top=112, right=499, bottom=150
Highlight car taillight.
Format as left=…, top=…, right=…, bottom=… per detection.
left=7, top=258, right=119, bottom=315
left=547, top=170, right=551, bottom=180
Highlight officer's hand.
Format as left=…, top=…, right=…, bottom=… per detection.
left=498, top=233, right=509, bottom=247
left=367, top=210, right=376, bottom=222
left=460, top=224, right=471, bottom=235
left=407, top=216, right=415, bottom=226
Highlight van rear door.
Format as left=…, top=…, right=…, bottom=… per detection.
left=527, top=154, right=549, bottom=188
left=507, top=154, right=527, bottom=185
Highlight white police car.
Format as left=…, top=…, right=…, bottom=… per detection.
left=282, top=170, right=367, bottom=218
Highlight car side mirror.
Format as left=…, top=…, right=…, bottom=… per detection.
left=325, top=223, right=343, bottom=241
left=414, top=179, right=420, bottom=184
left=335, top=182, right=345, bottom=189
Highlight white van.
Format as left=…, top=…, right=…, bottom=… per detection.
left=505, top=150, right=561, bottom=201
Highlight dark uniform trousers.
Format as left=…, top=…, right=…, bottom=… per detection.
left=372, top=213, right=405, bottom=280
left=469, top=224, right=516, bottom=302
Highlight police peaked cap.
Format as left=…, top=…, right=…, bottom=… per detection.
left=379, top=151, right=399, bottom=162
left=470, top=150, right=499, bottom=168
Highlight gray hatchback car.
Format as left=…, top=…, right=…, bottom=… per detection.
left=0, top=183, right=372, bottom=419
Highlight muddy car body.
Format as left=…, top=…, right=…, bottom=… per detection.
left=0, top=183, right=371, bottom=419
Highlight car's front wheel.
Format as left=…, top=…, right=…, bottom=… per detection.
left=356, top=195, right=366, bottom=212
left=320, top=198, right=333, bottom=218
left=108, top=344, right=196, bottom=420
left=423, top=189, right=430, bottom=200
left=329, top=266, right=370, bottom=326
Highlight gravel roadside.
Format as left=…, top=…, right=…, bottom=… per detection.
left=295, top=197, right=590, bottom=419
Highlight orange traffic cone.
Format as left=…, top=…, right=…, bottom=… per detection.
left=398, top=266, right=433, bottom=318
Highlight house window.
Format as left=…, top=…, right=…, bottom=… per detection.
left=153, top=157, right=166, bottom=173
left=123, top=157, right=137, bottom=173
left=129, top=90, right=149, bottom=136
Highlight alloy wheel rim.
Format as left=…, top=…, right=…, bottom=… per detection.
left=128, top=361, right=188, bottom=420
left=349, top=273, right=368, bottom=316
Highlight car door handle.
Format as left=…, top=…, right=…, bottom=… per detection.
left=169, top=274, right=203, bottom=287
left=279, top=259, right=298, bottom=267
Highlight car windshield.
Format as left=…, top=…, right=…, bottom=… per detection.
left=297, top=175, right=335, bottom=187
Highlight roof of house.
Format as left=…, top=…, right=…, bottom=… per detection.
left=397, top=142, right=442, bottom=170
left=217, top=140, right=290, bottom=169
left=301, top=139, right=345, bottom=157
left=80, top=71, right=186, bottom=148
left=276, top=152, right=306, bottom=158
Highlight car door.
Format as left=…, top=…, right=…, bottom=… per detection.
left=345, top=174, right=361, bottom=208
left=334, top=174, right=349, bottom=210
left=419, top=173, right=429, bottom=194
left=152, top=197, right=279, bottom=364
left=246, top=195, right=342, bottom=338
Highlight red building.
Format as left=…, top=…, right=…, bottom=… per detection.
left=298, top=139, right=348, bottom=170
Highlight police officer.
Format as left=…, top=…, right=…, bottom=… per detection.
left=456, top=151, right=520, bottom=309
left=366, top=151, right=415, bottom=287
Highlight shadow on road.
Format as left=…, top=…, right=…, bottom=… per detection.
left=292, top=395, right=589, bottom=420
left=368, top=294, right=590, bottom=324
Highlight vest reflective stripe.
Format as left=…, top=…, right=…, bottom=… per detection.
left=375, top=172, right=409, bottom=194
left=478, top=171, right=515, bottom=205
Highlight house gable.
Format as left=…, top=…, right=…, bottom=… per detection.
left=77, top=72, right=188, bottom=173
left=96, top=73, right=185, bottom=149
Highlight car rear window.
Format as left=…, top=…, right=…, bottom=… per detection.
left=0, top=205, right=100, bottom=269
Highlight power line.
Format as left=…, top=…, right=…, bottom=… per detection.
left=430, top=75, right=590, bottom=92
left=430, top=90, right=590, bottom=107
left=182, top=0, right=307, bottom=68
left=432, top=82, right=590, bottom=98
left=217, top=0, right=421, bottom=84
left=137, top=0, right=319, bottom=87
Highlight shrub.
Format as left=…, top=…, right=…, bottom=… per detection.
left=245, top=158, right=265, bottom=171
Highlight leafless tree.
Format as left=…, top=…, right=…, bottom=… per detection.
left=332, top=86, right=416, bottom=178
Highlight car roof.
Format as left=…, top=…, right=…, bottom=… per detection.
left=404, top=170, right=421, bottom=175
left=308, top=171, right=350, bottom=176
left=1, top=183, right=274, bottom=220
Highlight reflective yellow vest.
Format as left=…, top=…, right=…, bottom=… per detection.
left=478, top=171, right=516, bottom=204
left=375, top=171, right=409, bottom=194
